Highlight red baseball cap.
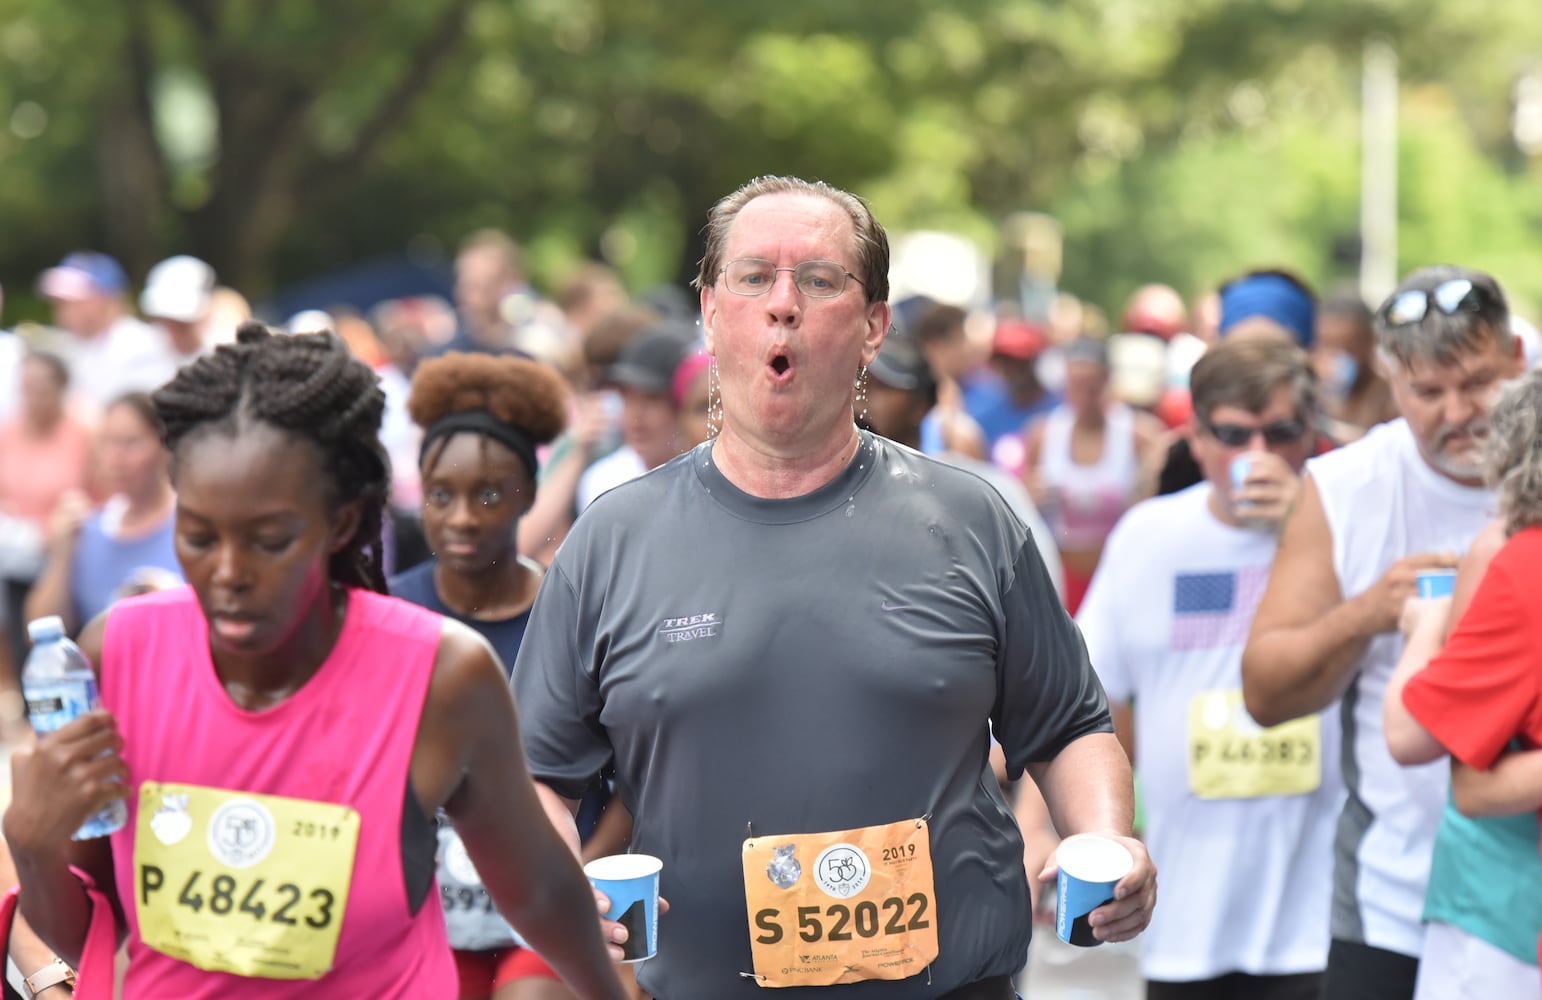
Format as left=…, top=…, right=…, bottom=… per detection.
left=992, top=319, right=1050, bottom=360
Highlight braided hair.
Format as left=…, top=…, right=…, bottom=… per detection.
left=152, top=321, right=391, bottom=593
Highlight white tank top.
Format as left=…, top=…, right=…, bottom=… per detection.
left=1309, top=418, right=1494, bottom=958
left=1037, top=402, right=1137, bottom=551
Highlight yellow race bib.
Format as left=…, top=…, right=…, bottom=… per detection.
left=1188, top=690, right=1321, bottom=800
left=742, top=817, right=938, bottom=988
left=133, top=781, right=361, bottom=980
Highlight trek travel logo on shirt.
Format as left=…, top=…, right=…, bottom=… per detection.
left=1170, top=567, right=1270, bottom=651
left=657, top=612, right=721, bottom=643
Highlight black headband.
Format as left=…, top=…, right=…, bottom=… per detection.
left=419, top=411, right=540, bottom=482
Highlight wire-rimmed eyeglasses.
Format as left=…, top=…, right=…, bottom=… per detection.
left=717, top=258, right=865, bottom=299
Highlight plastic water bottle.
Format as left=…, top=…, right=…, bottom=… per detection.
left=22, top=616, right=127, bottom=839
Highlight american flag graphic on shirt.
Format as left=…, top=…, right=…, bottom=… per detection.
left=1169, top=566, right=1272, bottom=651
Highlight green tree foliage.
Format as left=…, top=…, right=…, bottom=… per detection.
left=0, top=0, right=1537, bottom=318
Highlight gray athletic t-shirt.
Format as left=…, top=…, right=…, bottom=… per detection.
left=514, top=432, right=1111, bottom=999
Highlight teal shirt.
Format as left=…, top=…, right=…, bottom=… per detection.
left=1423, top=797, right=1542, bottom=965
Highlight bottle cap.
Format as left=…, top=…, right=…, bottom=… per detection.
left=25, top=616, right=65, bottom=642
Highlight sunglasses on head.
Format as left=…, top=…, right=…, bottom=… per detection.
left=1380, top=278, right=1495, bottom=327
left=1203, top=419, right=1307, bottom=448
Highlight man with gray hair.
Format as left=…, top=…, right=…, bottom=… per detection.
left=1242, top=265, right=1525, bottom=1000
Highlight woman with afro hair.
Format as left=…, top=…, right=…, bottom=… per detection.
left=391, top=351, right=631, bottom=1000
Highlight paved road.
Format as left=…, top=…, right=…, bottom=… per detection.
left=1018, top=934, right=1143, bottom=1000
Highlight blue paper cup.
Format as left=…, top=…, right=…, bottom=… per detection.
left=584, top=853, right=663, bottom=962
left=1055, top=834, right=1133, bottom=948
left=1229, top=455, right=1251, bottom=491
left=1416, top=569, right=1457, bottom=599
left=1230, top=455, right=1253, bottom=510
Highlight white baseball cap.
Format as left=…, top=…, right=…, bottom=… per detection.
left=140, top=255, right=215, bottom=323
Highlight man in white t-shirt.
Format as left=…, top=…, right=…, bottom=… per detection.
left=1081, top=338, right=1338, bottom=1000
left=38, top=252, right=177, bottom=409
left=1243, top=265, right=1525, bottom=1000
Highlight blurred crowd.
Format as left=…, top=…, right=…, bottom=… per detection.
left=6, top=234, right=1513, bottom=679
left=3, top=215, right=1542, bottom=1000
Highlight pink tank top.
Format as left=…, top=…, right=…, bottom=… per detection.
left=1036, top=402, right=1137, bottom=552
left=101, top=586, right=454, bottom=999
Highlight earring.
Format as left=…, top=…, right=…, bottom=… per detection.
left=852, top=364, right=869, bottom=424
left=707, top=359, right=723, bottom=439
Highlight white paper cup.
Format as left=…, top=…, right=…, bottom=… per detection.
left=1055, top=834, right=1133, bottom=947
left=584, top=854, right=663, bottom=962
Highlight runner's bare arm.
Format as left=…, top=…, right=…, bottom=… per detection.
left=1384, top=525, right=1501, bottom=766
left=534, top=781, right=583, bottom=858
left=1452, top=753, right=1542, bottom=818
left=1010, top=775, right=1057, bottom=913
left=1110, top=702, right=1134, bottom=765
left=1242, top=475, right=1373, bottom=726
left=1025, top=732, right=1133, bottom=842
left=2, top=614, right=126, bottom=967
left=417, top=622, right=627, bottom=1000
left=1026, top=732, right=1154, bottom=943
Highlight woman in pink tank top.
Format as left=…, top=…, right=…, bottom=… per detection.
left=1024, top=337, right=1165, bottom=613
left=2, top=324, right=629, bottom=1000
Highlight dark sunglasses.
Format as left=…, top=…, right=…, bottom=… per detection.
left=1203, top=419, right=1307, bottom=448
left=1380, top=278, right=1495, bottom=327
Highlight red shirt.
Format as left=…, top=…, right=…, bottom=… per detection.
left=1403, top=526, right=1542, bottom=967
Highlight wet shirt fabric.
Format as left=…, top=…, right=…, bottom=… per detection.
left=514, top=432, right=1111, bottom=999
left=99, top=587, right=454, bottom=998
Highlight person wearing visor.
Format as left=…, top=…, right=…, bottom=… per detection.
left=1244, top=266, right=1525, bottom=1000
left=1149, top=270, right=1323, bottom=499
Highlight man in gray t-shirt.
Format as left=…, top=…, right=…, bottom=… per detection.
left=515, top=176, right=1155, bottom=1000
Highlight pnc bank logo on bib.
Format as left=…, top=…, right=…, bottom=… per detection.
left=813, top=843, right=871, bottom=898
left=207, top=799, right=277, bottom=869
left=656, top=611, right=722, bottom=643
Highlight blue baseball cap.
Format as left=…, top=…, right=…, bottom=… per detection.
left=39, top=251, right=128, bottom=300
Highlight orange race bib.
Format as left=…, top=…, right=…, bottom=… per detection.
left=742, top=817, right=938, bottom=988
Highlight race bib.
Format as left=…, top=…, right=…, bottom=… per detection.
left=134, top=782, right=360, bottom=980
left=437, top=823, right=521, bottom=951
left=1188, top=690, right=1321, bottom=799
left=742, top=817, right=938, bottom=988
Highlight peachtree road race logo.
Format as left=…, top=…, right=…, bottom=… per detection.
left=207, top=799, right=276, bottom=869
left=657, top=612, right=721, bottom=643
left=814, top=843, right=871, bottom=898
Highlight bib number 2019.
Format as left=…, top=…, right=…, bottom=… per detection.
left=754, top=894, right=930, bottom=945
left=140, top=865, right=335, bottom=930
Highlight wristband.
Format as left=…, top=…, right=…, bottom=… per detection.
left=23, top=957, right=75, bottom=997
